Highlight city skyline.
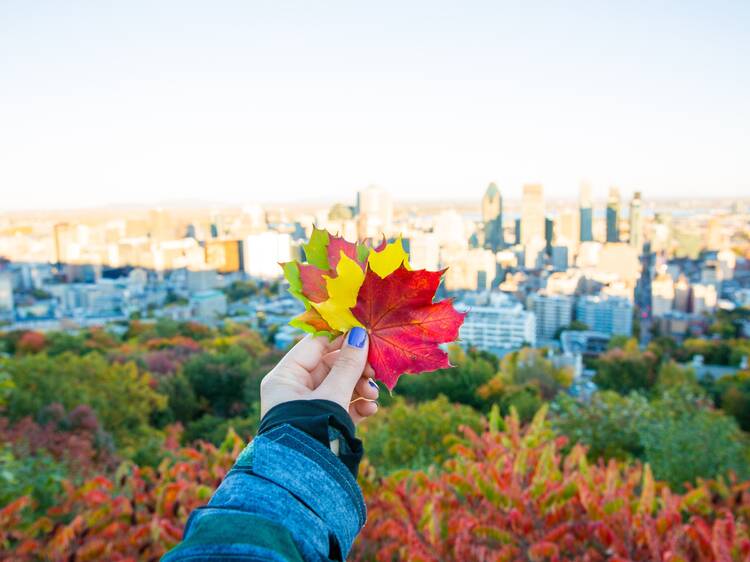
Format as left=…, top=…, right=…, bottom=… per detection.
left=2, top=1, right=749, bottom=210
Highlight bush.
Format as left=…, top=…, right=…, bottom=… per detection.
left=552, top=387, right=750, bottom=488
left=354, top=408, right=750, bottom=561
left=359, top=396, right=483, bottom=473
left=2, top=352, right=166, bottom=456
left=593, top=340, right=659, bottom=393
left=388, top=345, right=497, bottom=410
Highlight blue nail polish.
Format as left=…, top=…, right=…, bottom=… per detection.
left=347, top=327, right=367, bottom=348
left=368, top=379, right=378, bottom=390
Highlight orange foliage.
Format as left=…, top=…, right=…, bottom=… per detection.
left=354, top=409, right=750, bottom=561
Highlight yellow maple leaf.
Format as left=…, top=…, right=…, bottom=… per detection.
left=311, top=252, right=365, bottom=332
left=368, top=237, right=411, bottom=278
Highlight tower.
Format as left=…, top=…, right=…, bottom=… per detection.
left=606, top=187, right=621, bottom=243
left=481, top=182, right=504, bottom=251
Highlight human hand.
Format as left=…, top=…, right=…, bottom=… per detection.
left=260, top=327, right=379, bottom=424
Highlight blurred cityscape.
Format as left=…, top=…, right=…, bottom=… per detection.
left=1, top=185, right=749, bottom=392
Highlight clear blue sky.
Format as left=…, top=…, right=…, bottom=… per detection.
left=1, top=0, right=748, bottom=210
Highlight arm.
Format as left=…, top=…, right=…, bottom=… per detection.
left=163, top=328, right=378, bottom=562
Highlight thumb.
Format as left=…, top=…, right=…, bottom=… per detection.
left=315, top=327, right=369, bottom=409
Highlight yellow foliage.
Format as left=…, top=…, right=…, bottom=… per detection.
left=312, top=253, right=365, bottom=332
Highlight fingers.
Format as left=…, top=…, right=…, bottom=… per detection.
left=355, top=374, right=379, bottom=401
left=279, top=334, right=343, bottom=372
left=349, top=399, right=378, bottom=425
left=315, top=327, right=369, bottom=409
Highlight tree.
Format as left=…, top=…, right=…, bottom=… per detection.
left=387, top=345, right=498, bottom=410
left=552, top=391, right=648, bottom=460
left=3, top=352, right=166, bottom=456
left=182, top=346, right=259, bottom=418
left=653, top=360, right=699, bottom=394
left=707, top=370, right=750, bottom=431
left=553, top=320, right=588, bottom=340
left=359, top=396, right=483, bottom=473
left=593, top=342, right=659, bottom=394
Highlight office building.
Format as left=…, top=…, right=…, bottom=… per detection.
left=579, top=182, right=594, bottom=242
left=629, top=191, right=644, bottom=253
left=529, top=292, right=574, bottom=341
left=576, top=295, right=633, bottom=337
left=356, top=185, right=393, bottom=239
left=521, top=184, right=545, bottom=248
left=205, top=239, right=244, bottom=273
left=244, top=232, right=292, bottom=278
left=651, top=271, right=675, bottom=317
left=0, top=272, right=14, bottom=320
left=606, top=187, right=621, bottom=243
left=482, top=182, right=504, bottom=251
left=457, top=295, right=536, bottom=351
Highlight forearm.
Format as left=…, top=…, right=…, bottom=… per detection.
left=163, top=401, right=366, bottom=562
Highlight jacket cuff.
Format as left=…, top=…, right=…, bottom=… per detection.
left=258, top=399, right=364, bottom=477
left=232, top=424, right=366, bottom=556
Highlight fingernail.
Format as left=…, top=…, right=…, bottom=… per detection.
left=368, top=378, right=378, bottom=390
left=347, top=327, right=367, bottom=348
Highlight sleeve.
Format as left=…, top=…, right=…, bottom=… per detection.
left=162, top=401, right=367, bottom=562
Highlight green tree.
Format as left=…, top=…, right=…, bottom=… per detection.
left=3, top=352, right=166, bottom=455
left=183, top=346, right=259, bottom=418
left=389, top=345, right=498, bottom=410
left=360, top=396, right=483, bottom=473
left=654, top=360, right=699, bottom=395
left=707, top=371, right=750, bottom=431
left=593, top=341, right=659, bottom=394
left=552, top=391, right=648, bottom=460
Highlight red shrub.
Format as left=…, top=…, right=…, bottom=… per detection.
left=16, top=331, right=46, bottom=354
left=353, top=407, right=750, bottom=561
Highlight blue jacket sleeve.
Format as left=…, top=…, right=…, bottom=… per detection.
left=162, top=423, right=367, bottom=561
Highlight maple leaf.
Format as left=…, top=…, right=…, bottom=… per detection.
left=351, top=265, right=465, bottom=390
left=311, top=253, right=365, bottom=332
left=367, top=236, right=410, bottom=278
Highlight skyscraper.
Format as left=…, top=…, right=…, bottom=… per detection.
left=579, top=182, right=593, bottom=242
left=606, top=187, right=621, bottom=243
left=520, top=183, right=545, bottom=248
left=481, top=182, right=504, bottom=251
left=544, top=216, right=554, bottom=254
left=355, top=185, right=393, bottom=239
left=629, top=191, right=644, bottom=253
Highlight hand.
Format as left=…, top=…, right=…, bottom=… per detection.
left=260, top=327, right=379, bottom=424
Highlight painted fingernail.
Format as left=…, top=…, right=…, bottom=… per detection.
left=347, top=327, right=367, bottom=348
left=368, top=378, right=378, bottom=390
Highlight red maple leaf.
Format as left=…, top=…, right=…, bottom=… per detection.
left=351, top=265, right=465, bottom=390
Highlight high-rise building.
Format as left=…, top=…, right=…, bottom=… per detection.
left=356, top=185, right=393, bottom=239
left=575, top=295, right=633, bottom=337
left=606, top=187, right=621, bottom=243
left=244, top=232, right=292, bottom=278
left=521, top=183, right=545, bottom=248
left=544, top=217, right=554, bottom=254
left=629, top=191, right=644, bottom=253
left=53, top=222, right=75, bottom=267
left=579, top=182, right=594, bottom=242
left=529, top=292, right=574, bottom=341
left=0, top=272, right=14, bottom=320
left=482, top=182, right=504, bottom=252
left=456, top=295, right=536, bottom=351
left=651, top=270, right=675, bottom=317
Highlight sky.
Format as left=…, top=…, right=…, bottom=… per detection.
left=1, top=0, right=749, bottom=210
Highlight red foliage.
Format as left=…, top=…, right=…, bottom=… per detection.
left=2, top=411, right=749, bottom=562
left=0, top=428, right=243, bottom=561
left=352, top=265, right=465, bottom=390
left=16, top=331, right=46, bottom=354
left=0, top=405, right=117, bottom=478
left=353, top=409, right=750, bottom=561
